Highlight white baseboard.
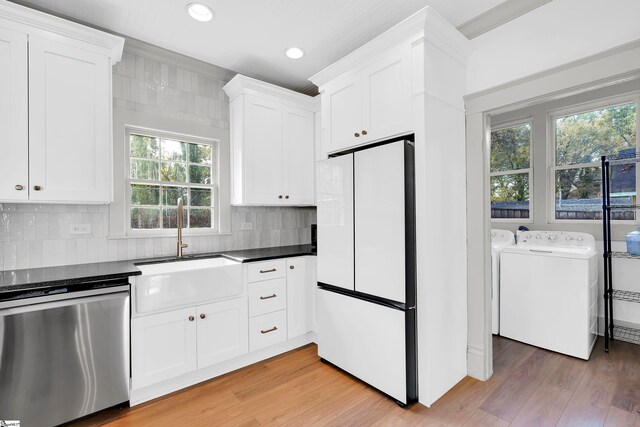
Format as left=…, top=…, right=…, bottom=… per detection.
left=467, top=343, right=489, bottom=381
left=130, top=332, right=317, bottom=406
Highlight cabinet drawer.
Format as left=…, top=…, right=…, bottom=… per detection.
left=248, top=260, right=286, bottom=283
left=249, top=278, right=287, bottom=317
left=249, top=310, right=287, bottom=352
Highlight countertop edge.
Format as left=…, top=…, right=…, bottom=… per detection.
left=0, top=244, right=315, bottom=293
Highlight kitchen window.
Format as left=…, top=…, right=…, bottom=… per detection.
left=550, top=99, right=638, bottom=221
left=490, top=121, right=532, bottom=220
left=126, top=128, right=218, bottom=233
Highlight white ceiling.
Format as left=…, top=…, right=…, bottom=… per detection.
left=10, top=0, right=509, bottom=95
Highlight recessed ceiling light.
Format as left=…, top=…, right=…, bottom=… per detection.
left=186, top=3, right=214, bottom=22
left=285, top=47, right=305, bottom=60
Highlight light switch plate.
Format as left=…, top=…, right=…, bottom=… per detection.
left=241, top=222, right=253, bottom=230
left=70, top=224, right=92, bottom=235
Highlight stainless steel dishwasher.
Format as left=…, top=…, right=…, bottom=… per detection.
left=0, top=278, right=130, bottom=427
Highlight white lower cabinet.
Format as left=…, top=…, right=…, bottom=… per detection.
left=287, top=258, right=308, bottom=339
left=131, top=307, right=197, bottom=390
left=196, top=298, right=249, bottom=369
left=132, top=296, right=248, bottom=389
left=249, top=309, right=288, bottom=352
left=248, top=278, right=287, bottom=317
left=131, top=255, right=316, bottom=404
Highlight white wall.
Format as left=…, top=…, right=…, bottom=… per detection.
left=467, top=0, right=640, bottom=94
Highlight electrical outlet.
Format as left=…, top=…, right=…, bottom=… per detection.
left=240, top=222, right=253, bottom=230
left=70, top=224, right=92, bottom=235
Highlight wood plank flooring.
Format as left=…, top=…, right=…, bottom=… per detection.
left=70, top=336, right=640, bottom=426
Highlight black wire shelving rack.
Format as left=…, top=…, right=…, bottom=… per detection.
left=601, top=154, right=640, bottom=352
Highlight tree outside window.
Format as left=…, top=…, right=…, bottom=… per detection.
left=552, top=102, right=637, bottom=220
left=490, top=123, right=532, bottom=220
left=128, top=131, right=218, bottom=231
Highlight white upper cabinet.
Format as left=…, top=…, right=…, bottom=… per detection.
left=28, top=37, right=111, bottom=202
left=314, top=44, right=412, bottom=155
left=324, top=76, right=362, bottom=152
left=0, top=27, right=28, bottom=201
left=224, top=74, right=318, bottom=206
left=361, top=46, right=412, bottom=144
left=243, top=95, right=284, bottom=205
left=0, top=2, right=123, bottom=204
left=282, top=106, right=315, bottom=205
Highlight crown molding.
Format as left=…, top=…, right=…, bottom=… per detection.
left=223, top=74, right=319, bottom=111
left=309, top=6, right=471, bottom=90
left=1, top=0, right=124, bottom=63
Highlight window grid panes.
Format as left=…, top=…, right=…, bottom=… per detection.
left=128, top=132, right=217, bottom=231
left=552, top=102, right=638, bottom=221
left=490, top=123, right=532, bottom=220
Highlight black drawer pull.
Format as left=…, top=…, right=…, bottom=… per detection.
left=260, top=294, right=277, bottom=300
left=260, top=268, right=277, bottom=273
left=261, top=326, right=278, bottom=334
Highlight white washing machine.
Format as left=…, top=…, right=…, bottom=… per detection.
left=500, top=231, right=598, bottom=360
left=491, top=229, right=515, bottom=335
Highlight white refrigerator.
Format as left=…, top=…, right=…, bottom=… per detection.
left=316, top=139, right=417, bottom=406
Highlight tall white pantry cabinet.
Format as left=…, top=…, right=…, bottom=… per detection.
left=0, top=2, right=123, bottom=204
left=310, top=7, right=472, bottom=406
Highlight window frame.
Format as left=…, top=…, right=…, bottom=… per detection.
left=489, top=118, right=534, bottom=223
left=125, top=126, right=220, bottom=237
left=547, top=94, right=640, bottom=224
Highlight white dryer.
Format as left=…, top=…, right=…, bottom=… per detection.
left=491, top=229, right=515, bottom=335
left=500, top=231, right=598, bottom=360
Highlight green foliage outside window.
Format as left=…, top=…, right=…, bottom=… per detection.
left=129, top=132, right=216, bottom=230
left=555, top=103, right=636, bottom=203
left=490, top=124, right=531, bottom=218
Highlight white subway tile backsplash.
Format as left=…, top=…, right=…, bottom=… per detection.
left=16, top=241, right=29, bottom=270
left=23, top=213, right=35, bottom=241
left=7, top=213, right=23, bottom=241
left=65, top=240, right=78, bottom=265
left=43, top=240, right=55, bottom=266
left=76, top=239, right=88, bottom=264
left=54, top=240, right=65, bottom=266
left=4, top=242, right=16, bottom=270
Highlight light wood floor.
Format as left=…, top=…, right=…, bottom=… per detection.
left=71, top=336, right=640, bottom=426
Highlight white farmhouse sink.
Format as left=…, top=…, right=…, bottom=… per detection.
left=134, top=257, right=243, bottom=314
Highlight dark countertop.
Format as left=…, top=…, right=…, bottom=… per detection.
left=221, top=244, right=315, bottom=263
left=0, top=260, right=141, bottom=294
left=0, top=244, right=315, bottom=295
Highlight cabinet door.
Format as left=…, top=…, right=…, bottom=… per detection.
left=286, top=257, right=308, bottom=339
left=282, top=105, right=315, bottom=205
left=324, top=76, right=362, bottom=153
left=28, top=36, right=111, bottom=203
left=243, top=95, right=283, bottom=204
left=196, top=297, right=249, bottom=369
left=131, top=308, right=197, bottom=389
left=361, top=46, right=412, bottom=143
left=0, top=28, right=28, bottom=201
